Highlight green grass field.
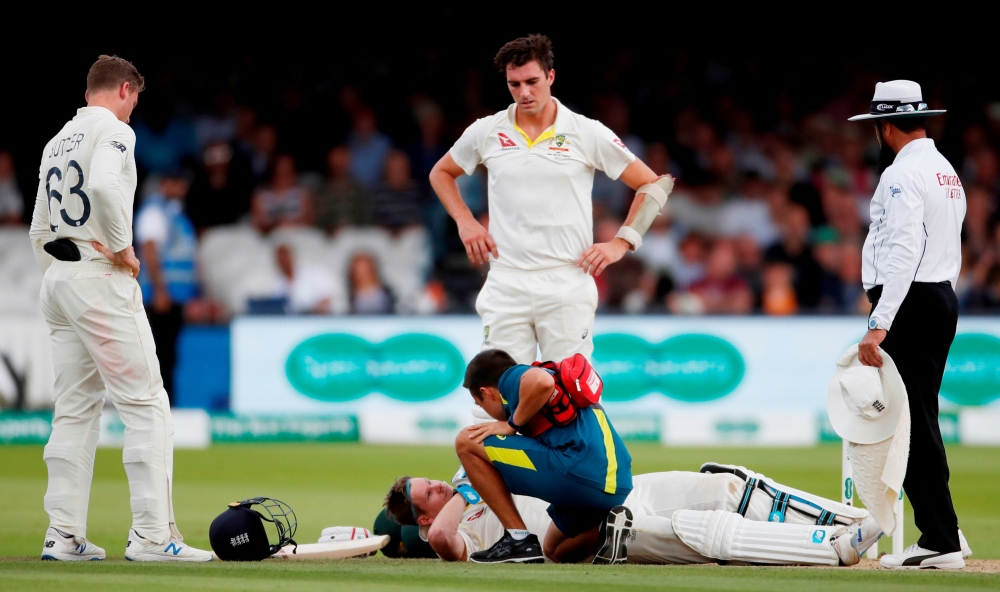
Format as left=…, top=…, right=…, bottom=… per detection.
left=2, top=442, right=998, bottom=590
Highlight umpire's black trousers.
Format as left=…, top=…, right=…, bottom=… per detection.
left=868, top=281, right=960, bottom=553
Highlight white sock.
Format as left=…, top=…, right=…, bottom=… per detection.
left=507, top=529, right=529, bottom=541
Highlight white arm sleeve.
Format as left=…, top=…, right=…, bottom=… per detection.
left=871, top=168, right=926, bottom=330
left=28, top=168, right=53, bottom=272
left=580, top=119, right=636, bottom=180
left=449, top=117, right=491, bottom=176
left=88, top=129, right=134, bottom=254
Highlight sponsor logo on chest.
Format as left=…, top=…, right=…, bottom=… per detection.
left=497, top=133, right=519, bottom=150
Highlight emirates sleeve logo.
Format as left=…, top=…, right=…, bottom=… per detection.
left=497, top=133, right=517, bottom=148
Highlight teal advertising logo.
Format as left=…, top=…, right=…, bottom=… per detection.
left=592, top=333, right=745, bottom=402
left=941, top=333, right=1000, bottom=406
left=285, top=333, right=464, bottom=402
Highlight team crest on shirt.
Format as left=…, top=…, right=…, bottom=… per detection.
left=483, top=325, right=490, bottom=344
left=548, top=135, right=570, bottom=153
left=889, top=184, right=902, bottom=198
left=497, top=133, right=518, bottom=149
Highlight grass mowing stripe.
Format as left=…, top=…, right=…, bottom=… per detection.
left=1, top=560, right=999, bottom=592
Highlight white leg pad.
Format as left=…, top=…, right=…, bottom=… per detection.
left=704, top=462, right=869, bottom=524
left=672, top=510, right=843, bottom=566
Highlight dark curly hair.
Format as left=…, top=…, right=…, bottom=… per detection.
left=494, top=34, right=554, bottom=73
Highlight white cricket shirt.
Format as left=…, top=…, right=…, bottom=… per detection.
left=863, top=138, right=966, bottom=329
left=420, top=495, right=552, bottom=560
left=450, top=98, right=636, bottom=271
left=29, top=106, right=138, bottom=270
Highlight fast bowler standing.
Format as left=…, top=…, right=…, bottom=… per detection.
left=849, top=80, right=966, bottom=570
left=29, top=56, right=212, bottom=562
left=430, top=35, right=673, bottom=364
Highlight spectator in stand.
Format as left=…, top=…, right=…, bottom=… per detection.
left=135, top=171, right=197, bottom=406
left=761, top=262, right=798, bottom=315
left=964, top=185, right=994, bottom=257
left=672, top=232, right=708, bottom=291
left=591, top=94, right=646, bottom=216
left=593, top=216, right=647, bottom=313
left=273, top=244, right=342, bottom=314
left=185, top=142, right=254, bottom=232
left=315, top=145, right=371, bottom=233
left=811, top=226, right=845, bottom=313
left=670, top=240, right=752, bottom=315
left=132, top=104, right=200, bottom=174
left=719, top=172, right=781, bottom=247
left=408, top=99, right=448, bottom=183
left=839, top=241, right=867, bottom=315
left=765, top=204, right=822, bottom=309
left=669, top=183, right=725, bottom=237
left=348, top=252, right=393, bottom=314
left=0, top=151, right=24, bottom=225
left=195, top=90, right=238, bottom=149
left=250, top=124, right=278, bottom=183
left=371, top=150, right=426, bottom=232
left=252, top=154, right=313, bottom=233
left=348, top=108, right=392, bottom=187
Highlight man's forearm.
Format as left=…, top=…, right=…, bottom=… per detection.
left=427, top=493, right=469, bottom=561
left=430, top=169, right=476, bottom=226
left=511, top=371, right=555, bottom=427
left=143, top=241, right=167, bottom=292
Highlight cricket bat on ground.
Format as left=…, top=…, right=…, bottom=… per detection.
left=270, top=535, right=390, bottom=560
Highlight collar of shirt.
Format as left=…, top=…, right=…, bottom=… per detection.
left=506, top=97, right=571, bottom=147
left=74, top=106, right=118, bottom=120
left=894, top=137, right=935, bottom=160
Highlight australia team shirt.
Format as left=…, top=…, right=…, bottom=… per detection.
left=449, top=98, right=636, bottom=271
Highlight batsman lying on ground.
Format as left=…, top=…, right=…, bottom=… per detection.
left=361, top=464, right=883, bottom=566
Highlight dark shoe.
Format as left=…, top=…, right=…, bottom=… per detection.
left=469, top=532, right=544, bottom=564
left=593, top=505, right=632, bottom=564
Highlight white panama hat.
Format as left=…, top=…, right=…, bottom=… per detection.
left=827, top=344, right=907, bottom=444
left=848, top=80, right=946, bottom=121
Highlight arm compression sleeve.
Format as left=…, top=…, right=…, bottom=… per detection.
left=616, top=175, right=674, bottom=251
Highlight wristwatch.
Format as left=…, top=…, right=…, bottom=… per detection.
left=868, top=317, right=887, bottom=331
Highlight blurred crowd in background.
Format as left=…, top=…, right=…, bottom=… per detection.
left=3, top=45, right=1000, bottom=325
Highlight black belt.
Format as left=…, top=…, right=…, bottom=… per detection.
left=866, top=281, right=952, bottom=306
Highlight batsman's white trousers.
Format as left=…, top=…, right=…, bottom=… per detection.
left=476, top=264, right=597, bottom=364
left=624, top=472, right=831, bottom=564
left=40, top=261, right=175, bottom=544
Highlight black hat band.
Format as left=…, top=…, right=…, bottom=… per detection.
left=869, top=100, right=929, bottom=115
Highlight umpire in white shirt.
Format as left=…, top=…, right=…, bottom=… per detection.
left=849, top=80, right=967, bottom=569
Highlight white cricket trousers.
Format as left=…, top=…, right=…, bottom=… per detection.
left=40, top=261, right=175, bottom=544
left=476, top=264, right=598, bottom=364
left=624, top=472, right=844, bottom=564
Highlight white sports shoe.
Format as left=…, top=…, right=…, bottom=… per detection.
left=833, top=516, right=882, bottom=566
left=41, top=527, right=106, bottom=561
left=125, top=529, right=213, bottom=562
left=880, top=543, right=964, bottom=570
left=959, top=528, right=972, bottom=559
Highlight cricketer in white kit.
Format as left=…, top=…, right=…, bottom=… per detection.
left=430, top=35, right=673, bottom=364
left=28, top=55, right=212, bottom=562
left=373, top=466, right=879, bottom=565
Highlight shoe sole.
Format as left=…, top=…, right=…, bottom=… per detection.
left=881, top=560, right=966, bottom=570
left=593, top=506, right=632, bottom=565
left=469, top=555, right=544, bottom=564
left=125, top=555, right=213, bottom=562
left=41, top=555, right=104, bottom=561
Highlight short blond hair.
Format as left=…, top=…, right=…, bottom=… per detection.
left=87, top=55, right=145, bottom=94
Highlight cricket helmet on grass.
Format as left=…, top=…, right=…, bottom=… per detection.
left=209, top=497, right=298, bottom=561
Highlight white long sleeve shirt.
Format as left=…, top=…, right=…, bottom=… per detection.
left=862, top=138, right=965, bottom=330
left=29, top=106, right=137, bottom=272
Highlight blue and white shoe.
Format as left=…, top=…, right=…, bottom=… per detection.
left=124, top=529, right=213, bottom=562
left=41, top=526, right=105, bottom=561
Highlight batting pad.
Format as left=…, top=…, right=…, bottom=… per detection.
left=672, top=510, right=843, bottom=566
